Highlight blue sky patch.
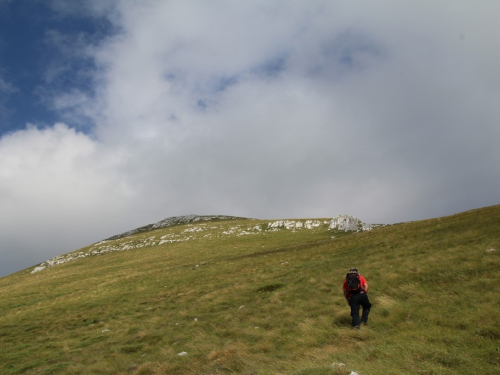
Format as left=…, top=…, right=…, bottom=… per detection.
left=0, top=1, right=114, bottom=135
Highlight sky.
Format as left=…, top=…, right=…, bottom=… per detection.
left=1, top=0, right=499, bottom=278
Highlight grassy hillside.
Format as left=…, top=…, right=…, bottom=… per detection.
left=0, top=205, right=499, bottom=375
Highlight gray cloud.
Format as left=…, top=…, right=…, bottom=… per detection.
left=1, top=0, right=500, bottom=277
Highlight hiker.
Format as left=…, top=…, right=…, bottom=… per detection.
left=343, top=268, right=371, bottom=329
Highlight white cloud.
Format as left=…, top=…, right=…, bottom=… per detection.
left=0, top=124, right=142, bottom=274
left=1, top=0, right=500, bottom=276
left=38, top=1, right=500, bottom=219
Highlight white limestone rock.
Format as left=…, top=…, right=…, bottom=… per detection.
left=31, top=214, right=381, bottom=274
left=31, top=265, right=46, bottom=274
left=329, top=215, right=372, bottom=232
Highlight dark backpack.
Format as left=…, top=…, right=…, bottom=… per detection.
left=346, top=273, right=361, bottom=295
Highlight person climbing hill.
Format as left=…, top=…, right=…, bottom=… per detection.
left=343, top=268, right=371, bottom=329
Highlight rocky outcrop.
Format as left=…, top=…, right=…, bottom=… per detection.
left=31, top=214, right=381, bottom=274
left=267, top=220, right=329, bottom=230
left=106, top=215, right=249, bottom=240
left=329, top=215, right=374, bottom=231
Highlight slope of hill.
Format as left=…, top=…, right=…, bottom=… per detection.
left=29, top=215, right=375, bottom=274
left=104, top=215, right=251, bottom=241
left=0, top=206, right=499, bottom=375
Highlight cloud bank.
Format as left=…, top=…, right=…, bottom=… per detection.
left=1, top=0, right=500, bottom=276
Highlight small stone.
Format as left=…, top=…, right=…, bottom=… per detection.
left=331, top=363, right=345, bottom=367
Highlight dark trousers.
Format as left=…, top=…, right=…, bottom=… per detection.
left=349, top=292, right=371, bottom=327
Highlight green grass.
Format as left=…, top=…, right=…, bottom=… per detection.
left=1, top=206, right=499, bottom=374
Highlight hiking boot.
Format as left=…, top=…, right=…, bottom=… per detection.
left=361, top=321, right=367, bottom=326
left=354, top=325, right=360, bottom=330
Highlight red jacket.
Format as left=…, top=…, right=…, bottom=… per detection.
left=343, top=274, right=368, bottom=300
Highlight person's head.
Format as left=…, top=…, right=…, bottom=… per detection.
left=349, top=268, right=359, bottom=274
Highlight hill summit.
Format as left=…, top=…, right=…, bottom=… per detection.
left=31, top=214, right=375, bottom=274
left=105, top=215, right=249, bottom=241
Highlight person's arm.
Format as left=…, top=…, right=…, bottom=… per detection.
left=362, top=281, right=369, bottom=293
left=359, top=276, right=369, bottom=292
left=344, top=288, right=351, bottom=305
